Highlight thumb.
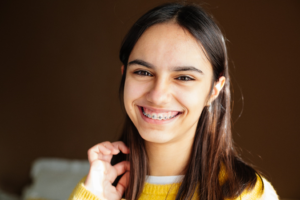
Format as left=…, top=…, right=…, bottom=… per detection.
left=116, top=171, right=130, bottom=197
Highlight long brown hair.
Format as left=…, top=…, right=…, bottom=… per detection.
left=116, top=3, right=262, bottom=200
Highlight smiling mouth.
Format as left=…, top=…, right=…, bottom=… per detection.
left=140, top=106, right=182, bottom=120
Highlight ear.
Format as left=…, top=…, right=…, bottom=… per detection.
left=207, top=76, right=226, bottom=106
left=121, top=65, right=124, bottom=75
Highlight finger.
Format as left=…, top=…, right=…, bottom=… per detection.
left=88, top=143, right=111, bottom=163
left=113, top=161, right=130, bottom=176
left=101, top=141, right=120, bottom=154
left=88, top=141, right=118, bottom=163
left=116, top=171, right=130, bottom=197
left=112, top=141, right=130, bottom=154
left=101, top=154, right=113, bottom=162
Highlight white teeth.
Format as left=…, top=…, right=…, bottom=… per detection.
left=142, top=108, right=177, bottom=120
left=158, top=114, right=163, bottom=120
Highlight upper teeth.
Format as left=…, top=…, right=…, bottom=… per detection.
left=142, top=110, right=177, bottom=120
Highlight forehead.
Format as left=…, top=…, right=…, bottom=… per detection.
left=128, top=22, right=212, bottom=73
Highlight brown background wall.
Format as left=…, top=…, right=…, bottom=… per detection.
left=1, top=0, right=299, bottom=198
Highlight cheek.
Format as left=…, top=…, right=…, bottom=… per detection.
left=174, top=84, right=210, bottom=115
left=124, top=78, right=149, bottom=109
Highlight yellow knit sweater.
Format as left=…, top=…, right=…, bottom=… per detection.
left=68, top=175, right=278, bottom=200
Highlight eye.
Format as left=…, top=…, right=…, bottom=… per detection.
left=134, top=70, right=153, bottom=77
left=176, top=76, right=194, bottom=81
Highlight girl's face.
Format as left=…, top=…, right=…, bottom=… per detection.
left=124, top=23, right=224, bottom=145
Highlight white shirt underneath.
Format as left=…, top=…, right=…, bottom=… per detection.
left=145, top=175, right=184, bottom=184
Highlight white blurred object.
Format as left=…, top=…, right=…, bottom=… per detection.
left=22, top=158, right=89, bottom=200
left=0, top=189, right=20, bottom=200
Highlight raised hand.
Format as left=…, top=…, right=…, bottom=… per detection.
left=84, top=141, right=130, bottom=200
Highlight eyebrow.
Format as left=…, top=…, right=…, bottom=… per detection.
left=128, top=59, right=204, bottom=74
left=128, top=59, right=154, bottom=69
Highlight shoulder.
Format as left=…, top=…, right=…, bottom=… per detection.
left=231, top=174, right=279, bottom=200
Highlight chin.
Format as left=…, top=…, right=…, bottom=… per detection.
left=138, top=128, right=175, bottom=144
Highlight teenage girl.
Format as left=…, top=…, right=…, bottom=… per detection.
left=69, top=3, right=278, bottom=200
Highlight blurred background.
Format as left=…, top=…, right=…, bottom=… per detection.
left=1, top=0, right=299, bottom=199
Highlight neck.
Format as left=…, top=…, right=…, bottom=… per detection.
left=145, top=137, right=194, bottom=176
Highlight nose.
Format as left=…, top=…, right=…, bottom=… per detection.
left=146, top=78, right=171, bottom=106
